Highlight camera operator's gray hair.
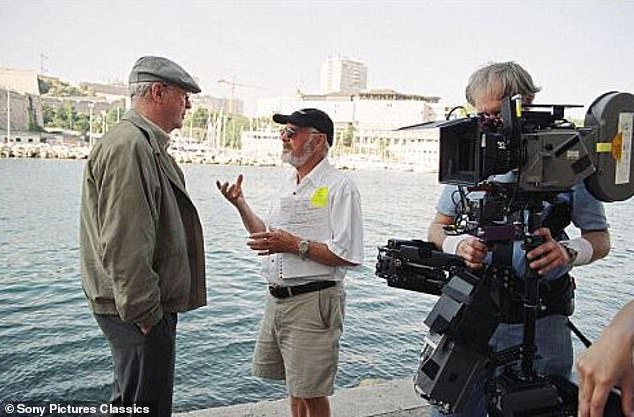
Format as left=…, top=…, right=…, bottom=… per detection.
left=128, top=81, right=155, bottom=99
left=465, top=62, right=541, bottom=106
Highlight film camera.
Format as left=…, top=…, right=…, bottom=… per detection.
left=376, top=92, right=634, bottom=416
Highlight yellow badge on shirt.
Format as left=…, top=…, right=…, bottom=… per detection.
left=310, top=187, right=329, bottom=208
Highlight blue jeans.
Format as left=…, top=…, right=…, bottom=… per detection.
left=430, top=314, right=572, bottom=417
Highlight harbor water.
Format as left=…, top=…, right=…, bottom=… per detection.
left=1, top=158, right=633, bottom=412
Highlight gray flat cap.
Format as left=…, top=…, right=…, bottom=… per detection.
left=128, top=56, right=201, bottom=93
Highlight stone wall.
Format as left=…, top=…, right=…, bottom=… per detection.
left=0, top=88, right=44, bottom=131
left=41, top=96, right=126, bottom=115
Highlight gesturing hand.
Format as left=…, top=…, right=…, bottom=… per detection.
left=248, top=228, right=298, bottom=256
left=216, top=174, right=245, bottom=207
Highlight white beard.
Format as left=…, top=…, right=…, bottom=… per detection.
left=281, top=136, right=315, bottom=167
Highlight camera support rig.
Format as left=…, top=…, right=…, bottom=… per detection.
left=485, top=196, right=572, bottom=417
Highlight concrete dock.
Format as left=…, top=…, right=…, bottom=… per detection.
left=175, top=378, right=432, bottom=417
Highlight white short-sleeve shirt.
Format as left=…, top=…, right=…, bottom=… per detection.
left=262, top=158, right=364, bottom=286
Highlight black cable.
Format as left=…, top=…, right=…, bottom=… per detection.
left=446, top=106, right=467, bottom=120
left=566, top=318, right=592, bottom=348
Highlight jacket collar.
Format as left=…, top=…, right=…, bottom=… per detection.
left=122, top=110, right=189, bottom=195
left=122, top=110, right=171, bottom=153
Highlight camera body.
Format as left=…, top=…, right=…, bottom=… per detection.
left=437, top=98, right=596, bottom=193
left=427, top=92, right=634, bottom=200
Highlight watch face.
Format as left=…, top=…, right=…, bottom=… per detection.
left=568, top=247, right=578, bottom=261
left=561, top=243, right=577, bottom=263
left=299, top=240, right=309, bottom=257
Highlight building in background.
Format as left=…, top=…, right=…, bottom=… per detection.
left=80, top=81, right=127, bottom=100
left=193, top=95, right=243, bottom=115
left=0, top=66, right=130, bottom=146
left=80, top=81, right=129, bottom=109
left=0, top=67, right=41, bottom=96
left=257, top=89, right=444, bottom=129
left=245, top=53, right=452, bottom=171
left=320, top=55, right=368, bottom=94
left=0, top=68, right=45, bottom=143
left=254, top=88, right=448, bottom=172
left=1, top=59, right=452, bottom=170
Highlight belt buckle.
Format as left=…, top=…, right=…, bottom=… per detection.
left=269, top=285, right=279, bottom=298
left=269, top=285, right=292, bottom=299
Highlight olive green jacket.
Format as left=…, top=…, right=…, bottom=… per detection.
left=80, top=110, right=206, bottom=328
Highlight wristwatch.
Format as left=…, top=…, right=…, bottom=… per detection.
left=298, top=240, right=310, bottom=260
left=560, top=241, right=578, bottom=265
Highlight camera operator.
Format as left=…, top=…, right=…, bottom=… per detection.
left=577, top=300, right=634, bottom=417
left=427, top=61, right=611, bottom=417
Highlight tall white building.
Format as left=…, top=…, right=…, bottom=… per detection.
left=320, top=55, right=368, bottom=94
left=257, top=90, right=445, bottom=130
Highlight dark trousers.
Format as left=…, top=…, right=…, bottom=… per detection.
left=95, top=313, right=177, bottom=417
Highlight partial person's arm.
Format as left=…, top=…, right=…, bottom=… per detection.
left=428, top=212, right=487, bottom=269
left=576, top=300, right=634, bottom=417
left=427, top=212, right=453, bottom=249
left=248, top=229, right=357, bottom=267
left=580, top=229, right=611, bottom=262
left=247, top=180, right=363, bottom=268
left=216, top=174, right=266, bottom=234
left=527, top=182, right=610, bottom=275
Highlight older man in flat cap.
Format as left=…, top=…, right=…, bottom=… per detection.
left=80, top=56, right=206, bottom=416
left=217, top=109, right=364, bottom=417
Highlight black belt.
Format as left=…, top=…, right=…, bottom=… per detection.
left=499, top=273, right=576, bottom=324
left=268, top=281, right=336, bottom=299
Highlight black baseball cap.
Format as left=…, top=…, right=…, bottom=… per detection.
left=273, top=108, right=334, bottom=146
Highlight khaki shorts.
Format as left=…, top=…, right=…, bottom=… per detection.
left=252, top=284, right=345, bottom=398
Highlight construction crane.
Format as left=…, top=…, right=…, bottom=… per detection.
left=217, top=79, right=263, bottom=114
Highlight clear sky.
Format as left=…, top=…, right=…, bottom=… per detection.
left=1, top=0, right=632, bottom=116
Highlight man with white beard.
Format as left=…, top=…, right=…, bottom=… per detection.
left=216, top=108, right=364, bottom=417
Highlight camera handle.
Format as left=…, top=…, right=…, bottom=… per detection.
left=519, top=198, right=546, bottom=379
